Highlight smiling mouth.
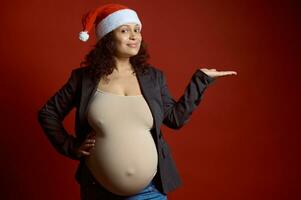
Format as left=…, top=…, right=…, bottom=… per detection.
left=127, top=44, right=138, bottom=48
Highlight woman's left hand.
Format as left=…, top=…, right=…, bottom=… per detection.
left=199, top=68, right=237, bottom=78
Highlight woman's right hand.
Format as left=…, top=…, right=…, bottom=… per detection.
left=75, top=130, right=96, bottom=159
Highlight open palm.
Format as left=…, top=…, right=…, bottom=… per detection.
left=200, top=68, right=237, bottom=78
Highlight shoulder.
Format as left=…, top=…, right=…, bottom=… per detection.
left=148, top=65, right=163, bottom=73
left=145, top=65, right=164, bottom=80
left=71, top=66, right=88, bottom=75
left=67, top=66, right=91, bottom=82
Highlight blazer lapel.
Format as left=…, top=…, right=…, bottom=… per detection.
left=79, top=69, right=97, bottom=127
left=136, top=69, right=160, bottom=135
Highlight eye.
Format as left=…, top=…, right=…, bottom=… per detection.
left=121, top=29, right=128, bottom=33
left=135, top=29, right=141, bottom=33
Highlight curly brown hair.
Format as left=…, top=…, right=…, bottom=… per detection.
left=80, top=31, right=151, bottom=84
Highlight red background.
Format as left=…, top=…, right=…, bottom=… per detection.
left=0, top=0, right=300, bottom=199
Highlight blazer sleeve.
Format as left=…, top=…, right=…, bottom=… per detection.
left=159, top=69, right=216, bottom=130
left=37, top=69, right=82, bottom=160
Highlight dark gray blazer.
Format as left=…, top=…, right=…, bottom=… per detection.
left=37, top=65, right=215, bottom=194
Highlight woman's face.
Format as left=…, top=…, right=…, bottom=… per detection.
left=113, top=23, right=142, bottom=59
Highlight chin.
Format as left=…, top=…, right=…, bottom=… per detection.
left=127, top=51, right=139, bottom=57
left=117, top=48, right=140, bottom=58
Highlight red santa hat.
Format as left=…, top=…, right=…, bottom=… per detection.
left=79, top=3, right=142, bottom=42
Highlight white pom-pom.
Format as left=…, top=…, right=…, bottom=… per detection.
left=79, top=31, right=89, bottom=42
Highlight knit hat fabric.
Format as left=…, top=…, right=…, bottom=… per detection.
left=79, top=3, right=142, bottom=42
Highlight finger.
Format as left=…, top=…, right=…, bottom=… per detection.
left=81, top=143, right=95, bottom=149
left=84, top=139, right=96, bottom=144
left=80, top=144, right=95, bottom=151
left=227, top=71, right=237, bottom=75
left=81, top=142, right=95, bottom=148
left=217, top=71, right=237, bottom=76
left=79, top=150, right=91, bottom=156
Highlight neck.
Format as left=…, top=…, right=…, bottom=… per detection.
left=114, top=56, right=133, bottom=72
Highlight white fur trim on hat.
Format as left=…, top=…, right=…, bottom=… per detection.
left=95, top=9, right=142, bottom=40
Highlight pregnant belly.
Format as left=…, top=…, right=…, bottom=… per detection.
left=84, top=130, right=158, bottom=196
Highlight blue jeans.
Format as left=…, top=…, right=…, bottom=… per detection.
left=80, top=179, right=167, bottom=200
left=125, top=180, right=167, bottom=200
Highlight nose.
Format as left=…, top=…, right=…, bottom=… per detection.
left=129, top=30, right=138, bottom=40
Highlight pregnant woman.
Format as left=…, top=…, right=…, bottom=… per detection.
left=37, top=3, right=237, bottom=200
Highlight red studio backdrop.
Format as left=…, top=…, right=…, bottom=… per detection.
left=0, top=0, right=300, bottom=199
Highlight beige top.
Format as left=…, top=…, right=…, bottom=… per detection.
left=84, top=89, right=158, bottom=196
